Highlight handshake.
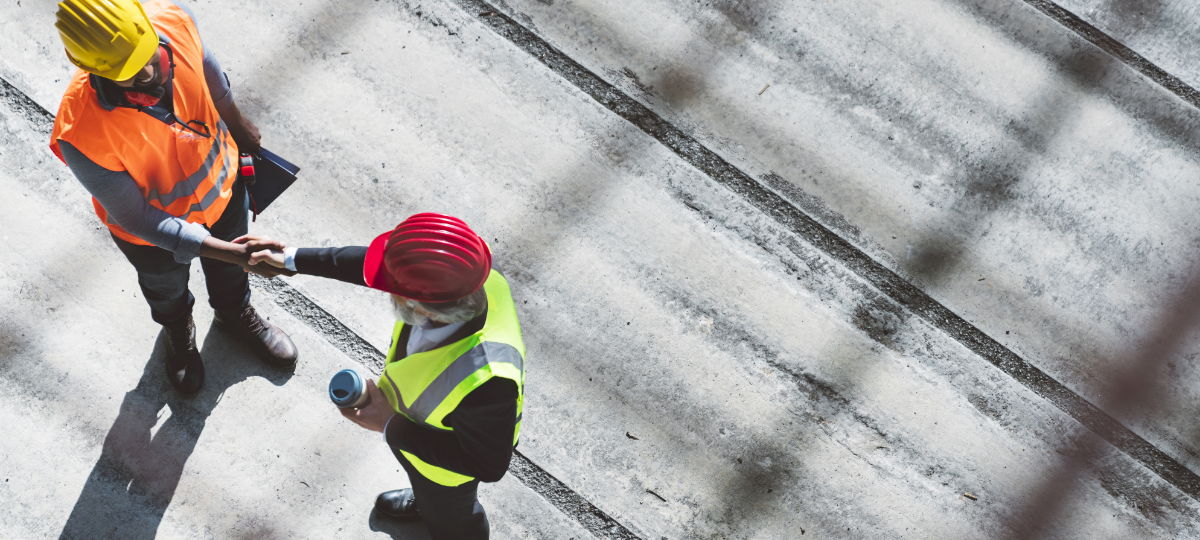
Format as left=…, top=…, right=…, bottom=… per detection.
left=229, top=234, right=296, bottom=278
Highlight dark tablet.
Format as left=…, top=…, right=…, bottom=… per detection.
left=246, top=148, right=300, bottom=217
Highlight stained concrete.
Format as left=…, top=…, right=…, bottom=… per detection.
left=493, top=0, right=1200, bottom=486
left=3, top=0, right=1200, bottom=538
left=1056, top=0, right=1200, bottom=89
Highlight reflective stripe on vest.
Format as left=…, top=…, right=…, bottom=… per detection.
left=103, top=120, right=234, bottom=228
left=145, top=120, right=233, bottom=209
left=376, top=270, right=526, bottom=487
left=382, top=341, right=522, bottom=426
left=49, top=0, right=238, bottom=246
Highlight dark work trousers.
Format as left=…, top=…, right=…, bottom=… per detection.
left=112, top=178, right=251, bottom=327
left=394, top=448, right=490, bottom=540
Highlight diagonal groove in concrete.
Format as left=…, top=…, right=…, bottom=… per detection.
left=0, top=75, right=642, bottom=540
left=446, top=0, right=1200, bottom=501
left=1015, top=0, right=1200, bottom=111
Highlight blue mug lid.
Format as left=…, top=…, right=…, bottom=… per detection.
left=329, top=368, right=364, bottom=405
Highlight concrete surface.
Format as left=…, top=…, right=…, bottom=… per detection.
left=1057, top=0, right=1200, bottom=89
left=3, top=0, right=1200, bottom=538
left=493, top=0, right=1200, bottom=481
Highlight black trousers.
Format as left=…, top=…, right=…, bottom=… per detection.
left=112, top=178, right=251, bottom=327
left=395, top=448, right=490, bottom=540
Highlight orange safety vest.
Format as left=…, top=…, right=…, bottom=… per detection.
left=49, top=0, right=238, bottom=246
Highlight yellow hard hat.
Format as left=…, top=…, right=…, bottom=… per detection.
left=55, top=0, right=159, bottom=81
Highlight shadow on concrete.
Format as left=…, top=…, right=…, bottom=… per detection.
left=367, top=509, right=432, bottom=539
left=1002, top=261, right=1200, bottom=539
left=57, top=323, right=294, bottom=540
left=1098, top=0, right=1166, bottom=36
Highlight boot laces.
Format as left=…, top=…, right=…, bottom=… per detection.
left=165, top=320, right=193, bottom=353
left=240, top=306, right=267, bottom=335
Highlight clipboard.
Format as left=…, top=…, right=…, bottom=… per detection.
left=245, top=148, right=300, bottom=220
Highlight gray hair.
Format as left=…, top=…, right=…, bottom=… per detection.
left=391, top=288, right=488, bottom=326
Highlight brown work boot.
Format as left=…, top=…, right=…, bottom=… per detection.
left=163, top=316, right=205, bottom=395
left=215, top=304, right=298, bottom=367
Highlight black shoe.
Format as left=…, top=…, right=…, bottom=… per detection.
left=163, top=316, right=204, bottom=395
left=375, top=489, right=422, bottom=522
left=215, top=304, right=298, bottom=367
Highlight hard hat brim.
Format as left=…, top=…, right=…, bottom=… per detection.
left=364, top=230, right=407, bottom=297
left=109, top=31, right=159, bottom=82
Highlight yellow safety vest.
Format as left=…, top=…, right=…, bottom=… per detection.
left=376, top=270, right=525, bottom=486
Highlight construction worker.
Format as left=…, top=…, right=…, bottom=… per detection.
left=248, top=213, right=524, bottom=540
left=50, top=0, right=298, bottom=395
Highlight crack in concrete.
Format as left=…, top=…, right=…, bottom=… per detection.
left=446, top=0, right=1200, bottom=502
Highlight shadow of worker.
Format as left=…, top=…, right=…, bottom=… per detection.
left=58, top=321, right=294, bottom=540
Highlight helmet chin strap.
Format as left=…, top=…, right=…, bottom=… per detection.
left=124, top=45, right=173, bottom=107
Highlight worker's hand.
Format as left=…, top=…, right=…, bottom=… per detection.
left=245, top=261, right=295, bottom=278
left=230, top=116, right=261, bottom=153
left=249, top=248, right=287, bottom=268
left=232, top=234, right=285, bottom=253
left=201, top=235, right=294, bottom=277
left=339, top=379, right=391, bottom=433
left=230, top=234, right=296, bottom=277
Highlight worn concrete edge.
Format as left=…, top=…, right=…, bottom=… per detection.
left=1018, top=0, right=1200, bottom=111
left=251, top=274, right=644, bottom=540
left=0, top=76, right=642, bottom=540
left=446, top=0, right=1200, bottom=501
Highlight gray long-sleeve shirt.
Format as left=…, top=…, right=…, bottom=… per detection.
left=59, top=0, right=235, bottom=264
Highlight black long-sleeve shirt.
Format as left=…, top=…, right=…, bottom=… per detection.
left=293, top=246, right=518, bottom=482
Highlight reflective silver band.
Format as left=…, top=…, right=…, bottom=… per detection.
left=404, top=341, right=524, bottom=425
left=144, top=121, right=231, bottom=208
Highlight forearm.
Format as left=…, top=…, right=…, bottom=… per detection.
left=219, top=98, right=246, bottom=129
left=292, top=246, right=369, bottom=286
left=60, top=139, right=210, bottom=262
left=199, top=236, right=251, bottom=266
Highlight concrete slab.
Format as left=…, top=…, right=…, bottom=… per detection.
left=491, top=0, right=1200, bottom=480
left=3, top=0, right=1200, bottom=538
left=1054, top=0, right=1200, bottom=90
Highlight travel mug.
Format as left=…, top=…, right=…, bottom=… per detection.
left=328, top=368, right=371, bottom=408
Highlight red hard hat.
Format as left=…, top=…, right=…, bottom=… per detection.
left=363, top=213, right=492, bottom=302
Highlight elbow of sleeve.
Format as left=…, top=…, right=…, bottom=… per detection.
left=172, top=223, right=210, bottom=264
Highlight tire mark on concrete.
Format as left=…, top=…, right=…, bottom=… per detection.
left=0, top=74, right=641, bottom=540
left=444, top=0, right=1200, bottom=501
